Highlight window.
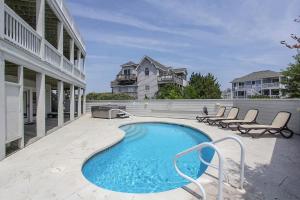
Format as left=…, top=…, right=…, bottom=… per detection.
left=145, top=85, right=150, bottom=91
left=124, top=69, right=130, bottom=75
left=145, top=67, right=149, bottom=76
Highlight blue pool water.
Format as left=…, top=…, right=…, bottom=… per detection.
left=82, top=122, right=214, bottom=193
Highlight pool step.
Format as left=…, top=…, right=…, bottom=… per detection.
left=117, top=112, right=130, bottom=118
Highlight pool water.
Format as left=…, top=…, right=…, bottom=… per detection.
left=82, top=122, right=214, bottom=193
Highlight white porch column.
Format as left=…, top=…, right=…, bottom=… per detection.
left=70, top=84, right=74, bottom=121
left=57, top=21, right=63, bottom=68
left=0, top=0, right=4, bottom=39
left=70, top=39, right=74, bottom=65
left=57, top=81, right=64, bottom=127
left=83, top=89, right=86, bottom=114
left=36, top=73, right=45, bottom=137
left=77, top=87, right=82, bottom=117
left=0, top=52, right=6, bottom=160
left=36, top=0, right=45, bottom=59
left=18, top=66, right=24, bottom=148
left=77, top=49, right=82, bottom=69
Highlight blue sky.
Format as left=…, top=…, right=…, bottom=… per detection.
left=65, top=0, right=299, bottom=93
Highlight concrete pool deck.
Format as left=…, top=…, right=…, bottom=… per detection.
left=0, top=114, right=300, bottom=200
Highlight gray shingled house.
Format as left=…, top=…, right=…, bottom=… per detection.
left=111, top=56, right=188, bottom=99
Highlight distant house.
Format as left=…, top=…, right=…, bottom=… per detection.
left=111, top=56, right=188, bottom=99
left=222, top=88, right=232, bottom=99
left=231, top=70, right=286, bottom=99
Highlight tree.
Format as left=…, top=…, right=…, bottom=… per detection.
left=156, top=84, right=183, bottom=99
left=280, top=15, right=300, bottom=98
left=282, top=54, right=300, bottom=98
left=281, top=16, right=300, bottom=51
left=86, top=92, right=135, bottom=100
left=183, top=73, right=221, bottom=99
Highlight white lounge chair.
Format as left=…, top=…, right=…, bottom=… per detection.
left=196, top=106, right=226, bottom=122
left=207, top=107, right=239, bottom=126
left=238, top=111, right=294, bottom=138
left=219, top=109, right=258, bottom=129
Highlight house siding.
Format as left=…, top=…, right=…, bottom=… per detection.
left=137, top=59, right=159, bottom=100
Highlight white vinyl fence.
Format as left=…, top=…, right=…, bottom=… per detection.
left=86, top=99, right=300, bottom=134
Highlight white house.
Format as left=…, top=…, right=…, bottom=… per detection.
left=231, top=70, right=286, bottom=98
left=111, top=56, right=188, bottom=99
left=0, top=0, right=86, bottom=160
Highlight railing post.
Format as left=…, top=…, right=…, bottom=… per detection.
left=0, top=0, right=4, bottom=40
left=36, top=0, right=45, bottom=59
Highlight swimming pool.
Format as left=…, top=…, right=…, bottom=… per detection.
left=82, top=122, right=214, bottom=193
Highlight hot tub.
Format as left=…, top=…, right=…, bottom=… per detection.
left=91, top=105, right=126, bottom=119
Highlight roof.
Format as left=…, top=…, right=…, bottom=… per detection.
left=231, top=70, right=282, bottom=83
left=121, top=61, right=138, bottom=67
left=172, top=68, right=187, bottom=75
left=142, top=56, right=170, bottom=71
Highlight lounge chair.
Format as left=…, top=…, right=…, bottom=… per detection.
left=196, top=106, right=226, bottom=122
left=219, top=109, right=258, bottom=129
left=237, top=111, right=294, bottom=138
left=207, top=107, right=239, bottom=125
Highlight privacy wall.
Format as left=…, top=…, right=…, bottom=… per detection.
left=86, top=99, right=300, bottom=133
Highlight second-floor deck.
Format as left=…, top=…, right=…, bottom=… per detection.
left=1, top=0, right=86, bottom=83
left=232, top=82, right=282, bottom=91
left=157, top=75, right=187, bottom=86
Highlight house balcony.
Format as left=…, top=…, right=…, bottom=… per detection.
left=157, top=75, right=184, bottom=86
left=117, top=74, right=137, bottom=81
left=262, top=82, right=280, bottom=88
left=2, top=3, right=86, bottom=82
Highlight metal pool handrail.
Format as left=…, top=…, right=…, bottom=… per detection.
left=108, top=109, right=134, bottom=120
left=173, top=136, right=245, bottom=200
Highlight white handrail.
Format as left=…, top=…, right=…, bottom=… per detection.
left=212, top=136, right=245, bottom=190
left=108, top=109, right=134, bottom=120
left=173, top=136, right=245, bottom=200
left=174, top=142, right=224, bottom=200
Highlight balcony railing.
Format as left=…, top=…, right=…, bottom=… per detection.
left=55, top=0, right=86, bottom=50
left=262, top=82, right=280, bottom=88
left=4, top=5, right=42, bottom=56
left=117, top=74, right=137, bottom=81
left=73, top=67, right=81, bottom=77
left=3, top=4, right=86, bottom=82
left=158, top=75, right=184, bottom=85
left=63, top=56, right=73, bottom=73
left=44, top=40, right=62, bottom=68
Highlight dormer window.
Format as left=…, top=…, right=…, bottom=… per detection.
left=145, top=67, right=149, bottom=76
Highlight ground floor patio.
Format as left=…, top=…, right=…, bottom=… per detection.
left=0, top=114, right=299, bottom=200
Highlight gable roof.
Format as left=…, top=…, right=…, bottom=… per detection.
left=231, top=70, right=282, bottom=83
left=121, top=61, right=138, bottom=67
left=140, top=56, right=170, bottom=71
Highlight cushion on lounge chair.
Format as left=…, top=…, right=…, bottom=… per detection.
left=215, top=106, right=226, bottom=117
left=240, top=112, right=291, bottom=130
left=222, top=109, right=258, bottom=124
left=271, top=112, right=291, bottom=128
